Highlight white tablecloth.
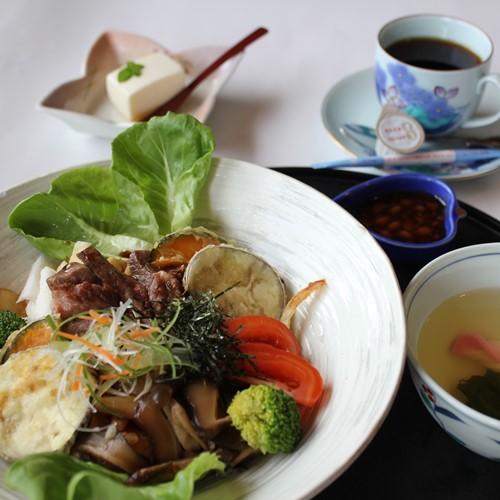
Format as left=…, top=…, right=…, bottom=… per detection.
left=2, top=0, right=500, bottom=216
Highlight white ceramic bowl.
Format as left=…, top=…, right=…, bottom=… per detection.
left=405, top=243, right=500, bottom=460
left=0, top=158, right=406, bottom=499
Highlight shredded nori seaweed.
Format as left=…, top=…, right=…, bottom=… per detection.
left=159, top=291, right=248, bottom=384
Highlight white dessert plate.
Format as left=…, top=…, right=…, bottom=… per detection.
left=0, top=158, right=406, bottom=499
left=321, top=67, right=500, bottom=181
left=38, top=31, right=243, bottom=138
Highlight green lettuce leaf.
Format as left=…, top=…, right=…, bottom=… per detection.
left=8, top=166, right=159, bottom=260
left=112, top=112, right=215, bottom=234
left=8, top=113, right=214, bottom=259
left=5, top=452, right=225, bottom=500
left=5, top=453, right=126, bottom=500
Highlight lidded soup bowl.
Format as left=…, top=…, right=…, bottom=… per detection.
left=404, top=243, right=500, bottom=460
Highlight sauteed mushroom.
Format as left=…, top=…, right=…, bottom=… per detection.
left=100, top=385, right=180, bottom=462
left=74, top=430, right=148, bottom=474
left=134, top=386, right=180, bottom=461
left=165, top=399, right=208, bottom=452
left=185, top=379, right=231, bottom=438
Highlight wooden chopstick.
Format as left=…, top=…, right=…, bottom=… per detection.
left=145, top=27, right=269, bottom=119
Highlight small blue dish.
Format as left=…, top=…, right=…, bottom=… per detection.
left=334, top=174, right=461, bottom=263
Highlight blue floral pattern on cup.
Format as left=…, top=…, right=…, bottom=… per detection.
left=376, top=63, right=465, bottom=134
left=375, top=64, right=387, bottom=102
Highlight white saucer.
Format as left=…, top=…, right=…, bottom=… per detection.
left=321, top=67, right=500, bottom=181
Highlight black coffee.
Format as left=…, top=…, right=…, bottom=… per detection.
left=386, top=37, right=481, bottom=70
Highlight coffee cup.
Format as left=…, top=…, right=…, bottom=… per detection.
left=375, top=14, right=500, bottom=136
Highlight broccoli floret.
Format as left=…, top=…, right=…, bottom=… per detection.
left=0, top=311, right=26, bottom=347
left=227, top=384, right=301, bottom=454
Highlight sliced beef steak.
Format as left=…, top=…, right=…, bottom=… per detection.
left=47, top=247, right=184, bottom=320
left=47, top=262, right=119, bottom=319
left=78, top=247, right=151, bottom=315
left=48, top=262, right=98, bottom=287
left=148, top=271, right=183, bottom=314
left=128, top=251, right=183, bottom=314
left=128, top=250, right=154, bottom=288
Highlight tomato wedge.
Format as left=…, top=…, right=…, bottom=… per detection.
left=226, top=315, right=302, bottom=355
left=236, top=342, right=323, bottom=407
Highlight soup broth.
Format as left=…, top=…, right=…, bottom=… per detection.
left=417, top=288, right=500, bottom=400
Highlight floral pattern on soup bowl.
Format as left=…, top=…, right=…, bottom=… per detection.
left=404, top=243, right=500, bottom=460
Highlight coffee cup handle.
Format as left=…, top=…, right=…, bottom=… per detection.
left=461, top=74, right=500, bottom=129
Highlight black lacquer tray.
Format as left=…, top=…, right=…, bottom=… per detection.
left=274, top=168, right=500, bottom=500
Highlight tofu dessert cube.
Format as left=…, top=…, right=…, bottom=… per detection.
left=106, top=52, right=186, bottom=121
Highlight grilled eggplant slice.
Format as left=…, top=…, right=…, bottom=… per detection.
left=184, top=244, right=286, bottom=318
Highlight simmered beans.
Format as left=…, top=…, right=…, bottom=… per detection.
left=356, top=191, right=445, bottom=243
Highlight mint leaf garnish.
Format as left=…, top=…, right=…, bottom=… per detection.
left=117, top=61, right=144, bottom=82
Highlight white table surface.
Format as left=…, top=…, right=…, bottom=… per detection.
left=2, top=0, right=500, bottom=218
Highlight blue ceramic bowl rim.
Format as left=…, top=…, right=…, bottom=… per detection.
left=333, top=173, right=459, bottom=249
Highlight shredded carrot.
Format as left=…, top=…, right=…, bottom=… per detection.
left=58, top=331, right=125, bottom=366
left=71, top=364, right=83, bottom=391
left=79, top=310, right=112, bottom=325
left=131, top=353, right=143, bottom=369
left=128, top=327, right=161, bottom=340
left=100, top=370, right=130, bottom=381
